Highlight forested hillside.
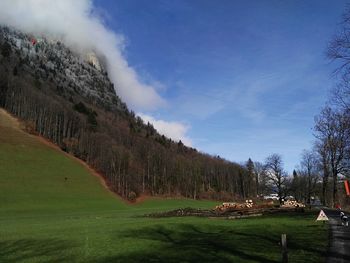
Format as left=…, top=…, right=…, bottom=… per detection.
left=0, top=26, right=253, bottom=201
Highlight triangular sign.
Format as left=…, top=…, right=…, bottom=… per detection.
left=316, top=210, right=329, bottom=221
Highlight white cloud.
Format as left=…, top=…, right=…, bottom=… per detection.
left=0, top=0, right=165, bottom=110
left=138, top=113, right=192, bottom=146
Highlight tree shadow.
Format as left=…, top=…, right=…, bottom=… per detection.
left=0, top=238, right=77, bottom=262
left=327, top=251, right=350, bottom=261
left=94, top=224, right=280, bottom=263
left=327, top=226, right=350, bottom=261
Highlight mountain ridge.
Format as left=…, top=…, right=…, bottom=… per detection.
left=0, top=26, right=126, bottom=112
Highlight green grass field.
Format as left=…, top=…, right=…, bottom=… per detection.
left=0, top=109, right=328, bottom=262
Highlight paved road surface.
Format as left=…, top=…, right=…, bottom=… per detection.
left=324, top=209, right=350, bottom=263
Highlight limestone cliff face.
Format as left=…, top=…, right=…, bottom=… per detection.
left=0, top=26, right=127, bottom=112
left=86, top=52, right=102, bottom=72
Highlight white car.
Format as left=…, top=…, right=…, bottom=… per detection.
left=263, top=194, right=279, bottom=200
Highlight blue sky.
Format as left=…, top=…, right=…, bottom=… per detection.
left=94, top=0, right=348, bottom=172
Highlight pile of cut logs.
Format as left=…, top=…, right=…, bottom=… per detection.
left=145, top=198, right=306, bottom=219
left=281, top=200, right=305, bottom=208
left=245, top=199, right=254, bottom=208
left=215, top=200, right=254, bottom=212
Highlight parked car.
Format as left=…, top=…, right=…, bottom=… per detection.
left=263, top=193, right=279, bottom=200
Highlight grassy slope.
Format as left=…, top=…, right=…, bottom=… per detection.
left=0, top=109, right=126, bottom=216
left=0, top=109, right=327, bottom=262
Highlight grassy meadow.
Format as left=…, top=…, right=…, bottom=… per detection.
left=0, top=109, right=328, bottom=262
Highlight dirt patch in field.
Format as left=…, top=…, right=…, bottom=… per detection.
left=132, top=194, right=151, bottom=204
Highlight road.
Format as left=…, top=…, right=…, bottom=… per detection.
left=324, top=209, right=350, bottom=263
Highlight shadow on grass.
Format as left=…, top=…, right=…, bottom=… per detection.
left=0, top=238, right=77, bottom=262
left=327, top=251, right=350, bottom=261
left=95, top=224, right=281, bottom=263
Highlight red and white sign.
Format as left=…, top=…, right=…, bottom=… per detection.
left=316, top=210, right=329, bottom=221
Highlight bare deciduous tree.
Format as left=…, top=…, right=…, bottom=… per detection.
left=299, top=149, right=319, bottom=205
left=253, top=161, right=268, bottom=196
left=264, top=154, right=287, bottom=204
left=314, top=107, right=350, bottom=206
left=314, top=139, right=331, bottom=205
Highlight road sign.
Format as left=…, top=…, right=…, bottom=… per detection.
left=316, top=210, right=329, bottom=221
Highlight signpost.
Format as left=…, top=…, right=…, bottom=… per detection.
left=281, top=234, right=288, bottom=263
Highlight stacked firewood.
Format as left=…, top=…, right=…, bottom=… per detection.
left=281, top=200, right=305, bottom=208
left=215, top=202, right=237, bottom=211
left=215, top=200, right=254, bottom=211
left=245, top=200, right=254, bottom=208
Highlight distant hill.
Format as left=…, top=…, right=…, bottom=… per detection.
left=0, top=26, right=254, bottom=201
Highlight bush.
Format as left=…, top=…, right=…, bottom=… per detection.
left=23, top=120, right=37, bottom=135
left=127, top=191, right=137, bottom=202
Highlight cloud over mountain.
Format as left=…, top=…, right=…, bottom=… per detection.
left=0, top=0, right=165, bottom=110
